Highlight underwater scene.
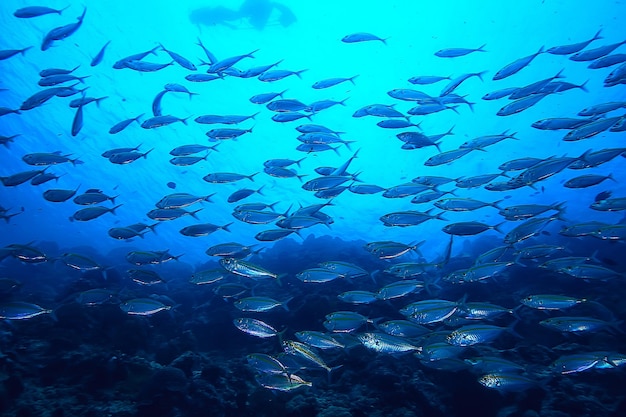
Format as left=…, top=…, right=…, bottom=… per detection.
left=1, top=0, right=626, bottom=416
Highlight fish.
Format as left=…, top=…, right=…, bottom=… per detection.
left=234, top=318, right=281, bottom=338
left=205, top=242, right=257, bottom=258
left=109, top=115, right=143, bottom=134
left=71, top=205, right=121, bottom=222
left=256, top=373, right=311, bottom=391
left=338, top=290, right=378, bottom=304
left=591, top=197, right=626, bottom=211
left=0, top=47, right=32, bottom=61
left=122, top=60, right=173, bottom=72
left=408, top=75, right=451, bottom=85
left=296, top=268, right=344, bottom=283
left=246, top=353, right=289, bottom=374
left=323, top=311, right=371, bottom=332
left=141, top=115, right=188, bottom=129
left=380, top=210, right=445, bottom=227
left=493, top=46, right=544, bottom=80
left=220, top=258, right=279, bottom=280
left=547, top=29, right=603, bottom=54
left=478, top=373, right=542, bottom=392
left=119, top=298, right=171, bottom=316
left=342, top=33, right=387, bottom=44
left=564, top=174, right=615, bottom=188
left=208, top=49, right=258, bottom=73
left=295, top=331, right=344, bottom=349
left=400, top=299, right=462, bottom=325
left=159, top=43, right=196, bottom=70
left=446, top=324, right=515, bottom=347
left=126, top=250, right=182, bottom=266
left=156, top=193, right=214, bottom=209
left=570, top=40, right=626, bottom=61
left=128, top=269, right=166, bottom=285
left=207, top=127, right=253, bottom=140
left=90, top=40, right=111, bottom=66
left=312, top=75, right=358, bottom=89
left=376, top=280, right=424, bottom=300
left=440, top=71, right=487, bottom=96
left=22, top=152, right=80, bottom=166
left=108, top=149, right=153, bottom=164
left=258, top=69, right=307, bottom=82
left=179, top=223, right=231, bottom=237
left=189, top=269, right=229, bottom=285
left=76, top=289, right=116, bottom=306
left=249, top=90, right=288, bottom=104
left=1, top=168, right=48, bottom=186
left=43, top=188, right=79, bottom=203
left=41, top=8, right=87, bottom=51
left=0, top=302, right=53, bottom=319
left=435, top=44, right=486, bottom=58
left=520, top=294, right=587, bottom=310
left=73, top=190, right=117, bottom=205
left=540, top=316, right=622, bottom=334
left=195, top=114, right=257, bottom=125
left=235, top=296, right=292, bottom=312
left=227, top=186, right=265, bottom=203
left=442, top=221, right=504, bottom=236
left=357, top=332, right=421, bottom=353
left=14, top=6, right=68, bottom=18
left=146, top=208, right=201, bottom=221
left=203, top=172, right=258, bottom=183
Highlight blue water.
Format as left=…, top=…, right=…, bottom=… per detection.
left=1, top=1, right=626, bottom=416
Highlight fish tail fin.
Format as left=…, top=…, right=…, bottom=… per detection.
left=204, top=193, right=216, bottom=203
left=110, top=204, right=122, bottom=215
left=248, top=172, right=259, bottom=182
left=327, top=365, right=343, bottom=384
left=477, top=70, right=488, bottom=81
left=148, top=223, right=159, bottom=235
left=494, top=221, right=507, bottom=234
left=578, top=79, right=590, bottom=92
left=191, top=208, right=203, bottom=219
left=350, top=75, right=359, bottom=85
left=281, top=296, right=294, bottom=312
left=593, top=28, right=603, bottom=40
left=608, top=173, right=617, bottom=182
left=110, top=195, right=119, bottom=204
left=257, top=185, right=266, bottom=196
left=295, top=69, right=308, bottom=79
left=381, top=37, right=390, bottom=45
left=450, top=105, right=460, bottom=114
left=478, top=43, right=487, bottom=52
left=221, top=222, right=233, bottom=233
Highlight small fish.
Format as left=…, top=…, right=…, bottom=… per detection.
left=547, top=30, right=603, bottom=54
left=520, top=294, right=586, bottom=311
left=72, top=205, right=122, bottom=221
left=234, top=296, right=292, bottom=312
left=435, top=44, right=486, bottom=58
left=540, top=316, right=621, bottom=334
left=342, top=33, right=387, bottom=44
left=234, top=318, right=281, bottom=338
left=220, top=258, right=279, bottom=280
left=0, top=302, right=52, bottom=320
left=119, top=298, right=171, bottom=316
left=295, top=331, right=345, bottom=349
left=14, top=6, right=68, bottom=18
left=358, top=332, right=421, bottom=353
left=179, top=223, right=231, bottom=237
left=493, top=46, right=544, bottom=80
left=312, top=75, right=358, bottom=89
left=478, top=373, right=542, bottom=392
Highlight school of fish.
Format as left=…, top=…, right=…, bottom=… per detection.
left=1, top=4, right=625, bottom=398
